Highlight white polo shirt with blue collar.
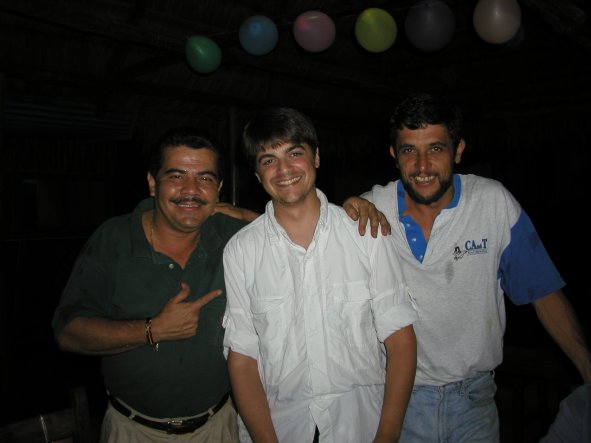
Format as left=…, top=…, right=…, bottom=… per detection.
left=361, top=174, right=564, bottom=386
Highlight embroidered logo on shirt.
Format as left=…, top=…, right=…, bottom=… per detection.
left=453, top=238, right=488, bottom=261
left=453, top=246, right=466, bottom=260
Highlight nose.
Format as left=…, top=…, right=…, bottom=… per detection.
left=416, top=152, right=429, bottom=172
left=181, top=176, right=202, bottom=194
left=277, top=157, right=290, bottom=174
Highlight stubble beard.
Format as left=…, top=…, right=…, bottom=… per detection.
left=402, top=173, right=453, bottom=206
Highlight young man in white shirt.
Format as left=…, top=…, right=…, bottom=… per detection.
left=222, top=107, right=418, bottom=443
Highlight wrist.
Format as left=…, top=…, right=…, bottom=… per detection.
left=145, top=318, right=159, bottom=351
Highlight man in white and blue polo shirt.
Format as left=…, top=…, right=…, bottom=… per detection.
left=346, top=92, right=591, bottom=442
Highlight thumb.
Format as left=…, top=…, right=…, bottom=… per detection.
left=343, top=200, right=360, bottom=221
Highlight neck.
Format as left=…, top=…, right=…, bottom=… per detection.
left=273, top=193, right=321, bottom=249
left=144, top=211, right=200, bottom=268
left=404, top=185, right=454, bottom=242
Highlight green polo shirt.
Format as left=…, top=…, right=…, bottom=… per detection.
left=52, top=198, right=247, bottom=417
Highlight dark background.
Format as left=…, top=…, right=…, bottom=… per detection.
left=1, top=1, right=589, bottom=441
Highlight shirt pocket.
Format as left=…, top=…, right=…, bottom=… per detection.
left=327, top=280, right=380, bottom=370
left=251, top=296, right=293, bottom=375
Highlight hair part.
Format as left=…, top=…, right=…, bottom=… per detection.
left=390, top=93, right=463, bottom=154
left=148, top=127, right=224, bottom=180
left=242, top=107, right=318, bottom=168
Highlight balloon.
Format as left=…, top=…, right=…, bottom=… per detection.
left=239, top=15, right=279, bottom=56
left=473, top=0, right=521, bottom=44
left=405, top=0, right=455, bottom=52
left=293, top=11, right=336, bottom=52
left=185, top=36, right=222, bottom=74
left=355, top=8, right=397, bottom=53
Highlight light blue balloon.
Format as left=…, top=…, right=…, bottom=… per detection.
left=239, top=15, right=279, bottom=55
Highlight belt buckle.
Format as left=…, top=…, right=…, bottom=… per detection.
left=166, top=419, right=192, bottom=434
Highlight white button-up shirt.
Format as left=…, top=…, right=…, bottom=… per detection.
left=223, top=190, right=417, bottom=443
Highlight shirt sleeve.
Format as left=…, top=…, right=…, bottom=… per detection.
left=222, top=237, right=260, bottom=360
left=370, top=234, right=418, bottom=342
left=51, top=239, right=111, bottom=336
left=499, top=210, right=565, bottom=305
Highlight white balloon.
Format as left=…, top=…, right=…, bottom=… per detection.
left=473, top=0, right=521, bottom=44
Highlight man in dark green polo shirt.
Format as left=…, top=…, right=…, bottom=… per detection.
left=52, top=127, right=256, bottom=442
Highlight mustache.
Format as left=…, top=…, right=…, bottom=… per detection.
left=171, top=196, right=208, bottom=205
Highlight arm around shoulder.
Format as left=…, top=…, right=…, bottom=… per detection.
left=214, top=202, right=260, bottom=222
left=342, top=196, right=391, bottom=238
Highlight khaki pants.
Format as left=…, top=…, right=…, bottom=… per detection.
left=100, top=397, right=239, bottom=443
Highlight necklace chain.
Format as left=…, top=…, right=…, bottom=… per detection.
left=149, top=211, right=156, bottom=250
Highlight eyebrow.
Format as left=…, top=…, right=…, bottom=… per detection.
left=258, top=143, right=305, bottom=157
left=162, top=168, right=219, bottom=180
left=398, top=140, right=449, bottom=149
left=257, top=153, right=275, bottom=164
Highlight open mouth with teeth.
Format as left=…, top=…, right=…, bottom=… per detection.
left=276, top=176, right=301, bottom=186
left=413, top=175, right=436, bottom=184
left=172, top=197, right=208, bottom=208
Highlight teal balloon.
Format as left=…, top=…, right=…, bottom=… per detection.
left=185, top=36, right=222, bottom=74
left=239, top=15, right=279, bottom=55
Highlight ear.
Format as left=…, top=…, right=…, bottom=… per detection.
left=255, top=172, right=262, bottom=183
left=314, top=147, right=320, bottom=168
left=217, top=179, right=223, bottom=193
left=389, top=146, right=399, bottom=168
left=147, top=172, right=156, bottom=197
left=454, top=139, right=466, bottom=164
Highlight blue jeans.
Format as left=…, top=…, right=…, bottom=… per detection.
left=399, top=372, right=499, bottom=443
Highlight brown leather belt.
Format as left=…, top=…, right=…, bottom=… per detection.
left=109, top=392, right=230, bottom=434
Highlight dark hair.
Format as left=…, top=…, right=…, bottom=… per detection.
left=148, top=127, right=223, bottom=179
left=242, top=107, right=318, bottom=167
left=390, top=93, right=463, bottom=152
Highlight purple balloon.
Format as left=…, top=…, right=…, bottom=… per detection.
left=293, top=11, right=336, bottom=52
left=405, top=0, right=455, bottom=52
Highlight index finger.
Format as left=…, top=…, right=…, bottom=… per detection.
left=193, top=289, right=222, bottom=309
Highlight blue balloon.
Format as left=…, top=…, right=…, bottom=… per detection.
left=239, top=15, right=279, bottom=55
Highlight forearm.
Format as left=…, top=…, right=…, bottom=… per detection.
left=375, top=326, right=417, bottom=443
left=534, top=291, right=591, bottom=382
left=57, top=316, right=147, bottom=355
left=228, top=350, right=278, bottom=443
left=214, top=203, right=260, bottom=222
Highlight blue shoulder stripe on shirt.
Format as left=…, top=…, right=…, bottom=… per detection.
left=498, top=211, right=565, bottom=305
